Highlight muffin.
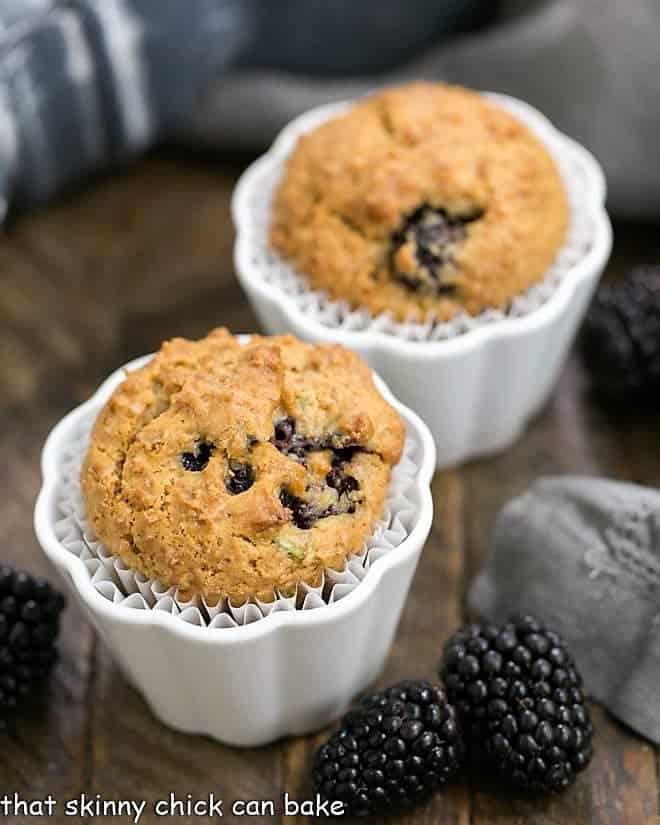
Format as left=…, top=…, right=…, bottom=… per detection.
left=81, top=328, right=405, bottom=604
left=270, top=81, right=569, bottom=322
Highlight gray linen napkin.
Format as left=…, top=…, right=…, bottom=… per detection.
left=469, top=477, right=660, bottom=744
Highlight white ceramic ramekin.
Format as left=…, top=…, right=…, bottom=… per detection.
left=232, top=93, right=613, bottom=468
left=34, top=350, right=435, bottom=747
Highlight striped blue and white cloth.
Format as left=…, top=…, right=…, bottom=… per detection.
left=0, top=0, right=255, bottom=212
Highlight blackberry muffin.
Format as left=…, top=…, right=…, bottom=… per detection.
left=81, top=329, right=405, bottom=604
left=271, top=82, right=569, bottom=322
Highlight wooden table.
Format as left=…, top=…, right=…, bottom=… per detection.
left=2, top=151, right=660, bottom=825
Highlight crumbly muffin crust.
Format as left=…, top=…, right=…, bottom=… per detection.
left=271, top=82, right=569, bottom=322
left=81, top=329, right=405, bottom=603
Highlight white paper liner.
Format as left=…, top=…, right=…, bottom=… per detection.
left=239, top=101, right=594, bottom=342
left=53, top=412, right=422, bottom=629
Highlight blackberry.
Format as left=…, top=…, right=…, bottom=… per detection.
left=180, top=440, right=215, bottom=471
left=272, top=417, right=365, bottom=463
left=441, top=615, right=593, bottom=793
left=326, top=466, right=359, bottom=497
left=331, top=446, right=361, bottom=465
left=225, top=461, right=254, bottom=495
left=580, top=267, right=660, bottom=402
left=0, top=565, right=66, bottom=729
left=313, top=681, right=463, bottom=816
left=279, top=488, right=318, bottom=530
left=272, top=417, right=296, bottom=450
left=389, top=205, right=481, bottom=294
left=271, top=417, right=321, bottom=460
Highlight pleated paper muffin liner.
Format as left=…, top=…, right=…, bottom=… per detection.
left=53, top=412, right=421, bottom=629
left=234, top=96, right=595, bottom=342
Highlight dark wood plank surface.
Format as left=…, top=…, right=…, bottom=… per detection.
left=1, top=152, right=659, bottom=825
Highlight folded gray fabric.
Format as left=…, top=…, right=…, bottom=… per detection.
left=469, top=477, right=660, bottom=744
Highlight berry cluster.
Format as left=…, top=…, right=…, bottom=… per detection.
left=313, top=681, right=462, bottom=816
left=313, top=615, right=593, bottom=816
left=581, top=266, right=660, bottom=403
left=0, top=565, right=65, bottom=730
left=441, top=615, right=593, bottom=792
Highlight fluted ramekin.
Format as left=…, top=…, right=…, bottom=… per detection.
left=34, top=348, right=435, bottom=747
left=232, top=93, right=612, bottom=468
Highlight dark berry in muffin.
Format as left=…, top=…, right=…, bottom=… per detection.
left=326, top=465, right=360, bottom=497
left=226, top=462, right=255, bottom=494
left=390, top=205, right=481, bottom=294
left=181, top=440, right=215, bottom=472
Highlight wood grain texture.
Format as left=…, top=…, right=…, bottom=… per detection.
left=0, top=151, right=658, bottom=824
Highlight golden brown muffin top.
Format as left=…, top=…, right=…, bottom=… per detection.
left=271, top=82, right=569, bottom=322
left=81, top=328, right=405, bottom=603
